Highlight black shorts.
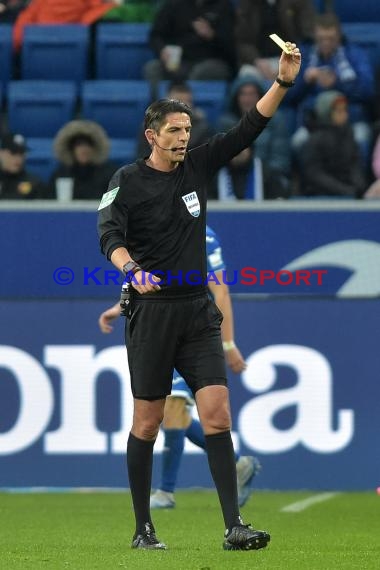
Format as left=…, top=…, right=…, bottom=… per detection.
left=125, top=290, right=227, bottom=400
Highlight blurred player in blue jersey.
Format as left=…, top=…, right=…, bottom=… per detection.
left=99, top=225, right=261, bottom=508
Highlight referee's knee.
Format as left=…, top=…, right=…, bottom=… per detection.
left=132, top=418, right=162, bottom=440
left=132, top=402, right=165, bottom=440
left=201, top=411, right=231, bottom=433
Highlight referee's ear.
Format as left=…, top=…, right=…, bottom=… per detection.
left=145, top=129, right=155, bottom=147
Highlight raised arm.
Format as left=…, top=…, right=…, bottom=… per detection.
left=190, top=42, right=301, bottom=175
left=256, top=43, right=302, bottom=118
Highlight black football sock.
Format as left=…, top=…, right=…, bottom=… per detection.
left=127, top=432, right=155, bottom=535
left=205, top=430, right=241, bottom=529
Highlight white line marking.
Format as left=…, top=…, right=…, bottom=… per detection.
left=0, top=487, right=127, bottom=494
left=281, top=492, right=340, bottom=513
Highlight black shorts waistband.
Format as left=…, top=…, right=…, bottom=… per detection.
left=132, top=285, right=208, bottom=302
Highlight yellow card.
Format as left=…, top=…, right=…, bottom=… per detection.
left=269, top=33, right=292, bottom=54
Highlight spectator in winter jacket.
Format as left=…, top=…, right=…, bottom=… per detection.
left=300, top=90, right=369, bottom=198
left=144, top=0, right=236, bottom=91
left=217, top=75, right=291, bottom=199
left=49, top=120, right=117, bottom=200
left=288, top=13, right=374, bottom=151
left=0, top=133, right=46, bottom=200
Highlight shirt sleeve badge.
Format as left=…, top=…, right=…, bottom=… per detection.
left=98, top=186, right=119, bottom=210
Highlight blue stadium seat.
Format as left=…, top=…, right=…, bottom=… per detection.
left=7, top=81, right=77, bottom=137
left=188, top=81, right=227, bottom=126
left=0, top=24, right=13, bottom=85
left=21, top=25, right=89, bottom=82
left=342, top=23, right=380, bottom=68
left=26, top=138, right=57, bottom=182
left=333, top=0, right=380, bottom=23
left=81, top=80, right=150, bottom=138
left=96, top=23, right=153, bottom=79
left=158, top=80, right=227, bottom=126
left=109, top=138, right=137, bottom=167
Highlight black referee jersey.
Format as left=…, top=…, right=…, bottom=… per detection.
left=97, top=107, right=269, bottom=295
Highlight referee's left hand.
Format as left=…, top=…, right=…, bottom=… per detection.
left=132, top=270, right=161, bottom=294
left=278, top=42, right=301, bottom=83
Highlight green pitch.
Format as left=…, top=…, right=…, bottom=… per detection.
left=1, top=490, right=379, bottom=569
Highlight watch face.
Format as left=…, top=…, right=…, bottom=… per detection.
left=123, top=262, right=139, bottom=279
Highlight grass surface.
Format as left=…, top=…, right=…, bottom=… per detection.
left=0, top=490, right=379, bottom=569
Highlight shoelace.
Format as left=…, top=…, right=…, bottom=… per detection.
left=143, top=529, right=159, bottom=545
left=237, top=523, right=253, bottom=532
left=226, top=523, right=253, bottom=537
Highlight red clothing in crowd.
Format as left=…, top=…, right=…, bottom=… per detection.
left=13, top=0, right=117, bottom=50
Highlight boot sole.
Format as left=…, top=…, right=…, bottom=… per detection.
left=131, top=543, right=167, bottom=550
left=223, top=534, right=270, bottom=551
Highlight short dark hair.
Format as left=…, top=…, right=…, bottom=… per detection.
left=144, top=99, right=192, bottom=132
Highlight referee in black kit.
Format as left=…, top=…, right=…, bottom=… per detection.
left=98, top=42, right=301, bottom=551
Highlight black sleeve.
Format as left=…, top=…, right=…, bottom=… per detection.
left=189, top=107, right=270, bottom=177
left=97, top=168, right=129, bottom=260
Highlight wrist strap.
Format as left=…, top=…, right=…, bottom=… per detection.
left=122, top=261, right=142, bottom=282
left=275, top=76, right=295, bottom=88
left=223, top=340, right=236, bottom=351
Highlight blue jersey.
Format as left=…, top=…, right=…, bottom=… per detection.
left=206, top=225, right=226, bottom=274
left=172, top=225, right=225, bottom=403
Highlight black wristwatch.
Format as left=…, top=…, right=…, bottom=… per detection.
left=122, top=261, right=142, bottom=281
left=275, top=76, right=295, bottom=88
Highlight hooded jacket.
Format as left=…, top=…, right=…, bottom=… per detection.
left=302, top=90, right=367, bottom=197
left=50, top=120, right=117, bottom=200
left=218, top=75, right=291, bottom=176
left=13, top=0, right=117, bottom=50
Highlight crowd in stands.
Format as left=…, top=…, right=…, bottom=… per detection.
left=1, top=0, right=380, bottom=201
